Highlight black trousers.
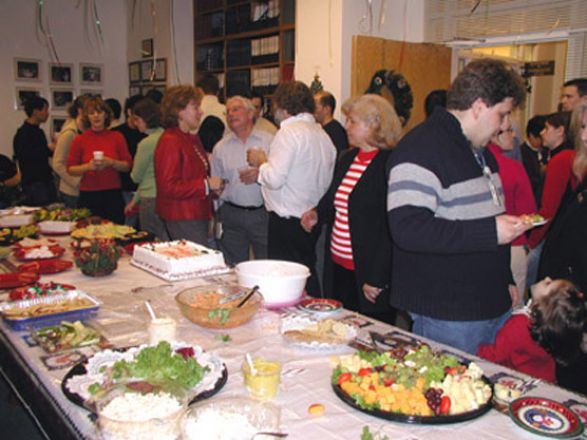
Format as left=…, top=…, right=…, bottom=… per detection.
left=78, top=189, right=125, bottom=224
left=267, top=211, right=320, bottom=296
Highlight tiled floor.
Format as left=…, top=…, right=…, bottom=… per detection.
left=0, top=374, right=48, bottom=440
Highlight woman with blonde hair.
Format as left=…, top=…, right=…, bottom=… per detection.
left=154, top=85, right=224, bottom=244
left=67, top=96, right=132, bottom=223
left=301, top=94, right=402, bottom=324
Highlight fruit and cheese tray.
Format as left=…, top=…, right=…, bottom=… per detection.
left=331, top=344, right=492, bottom=424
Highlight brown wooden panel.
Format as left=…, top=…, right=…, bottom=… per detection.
left=352, top=36, right=452, bottom=132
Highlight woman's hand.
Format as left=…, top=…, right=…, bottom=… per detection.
left=207, top=176, right=225, bottom=193
left=300, top=209, right=318, bottom=233
left=124, top=199, right=138, bottom=216
left=362, top=283, right=383, bottom=304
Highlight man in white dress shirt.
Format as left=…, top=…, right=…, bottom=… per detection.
left=247, top=81, right=336, bottom=295
left=211, top=96, right=274, bottom=265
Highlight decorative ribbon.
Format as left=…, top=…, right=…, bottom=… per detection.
left=36, top=0, right=60, bottom=63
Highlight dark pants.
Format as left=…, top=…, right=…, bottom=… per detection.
left=268, top=211, right=320, bottom=296
left=78, top=189, right=125, bottom=224
left=23, top=181, right=57, bottom=207
left=332, top=262, right=396, bottom=325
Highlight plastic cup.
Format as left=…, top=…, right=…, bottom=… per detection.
left=93, top=150, right=104, bottom=161
left=148, top=317, right=177, bottom=344
left=242, top=358, right=281, bottom=400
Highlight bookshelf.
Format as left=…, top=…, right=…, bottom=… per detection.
left=194, top=0, right=296, bottom=114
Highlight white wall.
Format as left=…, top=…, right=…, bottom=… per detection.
left=296, top=0, right=425, bottom=119
left=126, top=0, right=194, bottom=86
left=0, top=0, right=128, bottom=157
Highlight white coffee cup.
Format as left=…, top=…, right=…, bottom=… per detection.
left=93, top=150, right=104, bottom=161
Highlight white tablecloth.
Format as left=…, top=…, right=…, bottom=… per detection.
left=1, top=237, right=586, bottom=440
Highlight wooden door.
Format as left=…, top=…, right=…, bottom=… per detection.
left=352, top=36, right=452, bottom=132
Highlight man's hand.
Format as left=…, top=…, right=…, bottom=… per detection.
left=246, top=148, right=267, bottom=167
left=496, top=215, right=533, bottom=244
left=239, top=167, right=259, bottom=185
left=300, top=209, right=318, bottom=233
left=363, top=284, right=383, bottom=304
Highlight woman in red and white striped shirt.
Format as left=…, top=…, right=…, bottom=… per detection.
left=301, top=94, right=402, bottom=323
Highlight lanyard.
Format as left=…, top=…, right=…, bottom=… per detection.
left=473, top=150, right=501, bottom=207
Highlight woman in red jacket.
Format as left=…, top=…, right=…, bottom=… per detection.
left=67, top=96, right=132, bottom=224
left=154, top=85, right=224, bottom=244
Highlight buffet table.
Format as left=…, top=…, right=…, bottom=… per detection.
left=1, top=236, right=586, bottom=440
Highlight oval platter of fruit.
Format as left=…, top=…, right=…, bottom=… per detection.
left=331, top=344, right=493, bottom=424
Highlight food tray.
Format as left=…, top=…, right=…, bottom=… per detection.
left=0, top=290, right=100, bottom=331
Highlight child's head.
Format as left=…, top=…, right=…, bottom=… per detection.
left=530, top=278, right=587, bottom=365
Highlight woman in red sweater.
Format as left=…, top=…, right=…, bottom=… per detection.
left=488, top=122, right=536, bottom=305
left=67, top=96, right=132, bottom=224
left=154, top=85, right=224, bottom=244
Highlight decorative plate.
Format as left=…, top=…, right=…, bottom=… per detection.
left=13, top=244, right=66, bottom=261
left=62, top=342, right=227, bottom=411
left=17, top=259, right=73, bottom=274
left=281, top=314, right=357, bottom=351
left=0, top=272, right=40, bottom=289
left=298, top=298, right=342, bottom=316
left=509, top=397, right=584, bottom=438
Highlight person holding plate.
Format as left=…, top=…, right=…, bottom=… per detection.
left=301, top=94, right=401, bottom=324
left=67, top=96, right=132, bottom=224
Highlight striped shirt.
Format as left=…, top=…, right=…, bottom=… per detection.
left=331, top=149, right=379, bottom=270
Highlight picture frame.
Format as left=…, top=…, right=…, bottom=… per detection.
left=141, top=38, right=154, bottom=58
left=51, top=117, right=67, bottom=138
left=129, top=85, right=141, bottom=96
left=15, top=88, right=41, bottom=110
left=154, top=58, right=167, bottom=81
left=80, top=89, right=102, bottom=98
left=14, top=58, right=41, bottom=82
left=129, top=61, right=141, bottom=83
left=141, top=60, right=153, bottom=81
left=140, top=58, right=167, bottom=82
left=51, top=88, right=74, bottom=110
left=49, top=63, right=74, bottom=85
left=80, top=63, right=103, bottom=86
left=142, top=84, right=166, bottom=96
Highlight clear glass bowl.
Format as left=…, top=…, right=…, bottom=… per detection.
left=181, top=396, right=280, bottom=440
left=175, top=284, right=263, bottom=329
left=96, top=387, right=187, bottom=440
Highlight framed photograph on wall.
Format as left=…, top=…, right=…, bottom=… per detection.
left=141, top=60, right=153, bottom=81
left=154, top=58, right=167, bottom=81
left=14, top=58, right=41, bottom=82
left=129, top=61, right=141, bottom=83
left=51, top=89, right=74, bottom=110
left=141, top=38, right=153, bottom=58
left=80, top=89, right=102, bottom=98
left=129, top=85, right=141, bottom=96
left=49, top=63, right=74, bottom=85
left=51, top=117, right=67, bottom=138
left=80, top=63, right=103, bottom=86
left=15, top=88, right=41, bottom=110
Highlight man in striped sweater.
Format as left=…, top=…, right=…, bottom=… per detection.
left=386, top=59, right=533, bottom=354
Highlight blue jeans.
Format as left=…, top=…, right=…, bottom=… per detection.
left=410, top=309, right=512, bottom=354
left=526, top=241, right=544, bottom=288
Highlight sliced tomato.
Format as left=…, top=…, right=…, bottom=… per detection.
left=358, top=367, right=373, bottom=377
left=337, top=372, right=352, bottom=385
left=439, top=396, right=451, bottom=415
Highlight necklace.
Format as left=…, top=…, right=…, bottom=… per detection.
left=192, top=141, right=209, bottom=173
